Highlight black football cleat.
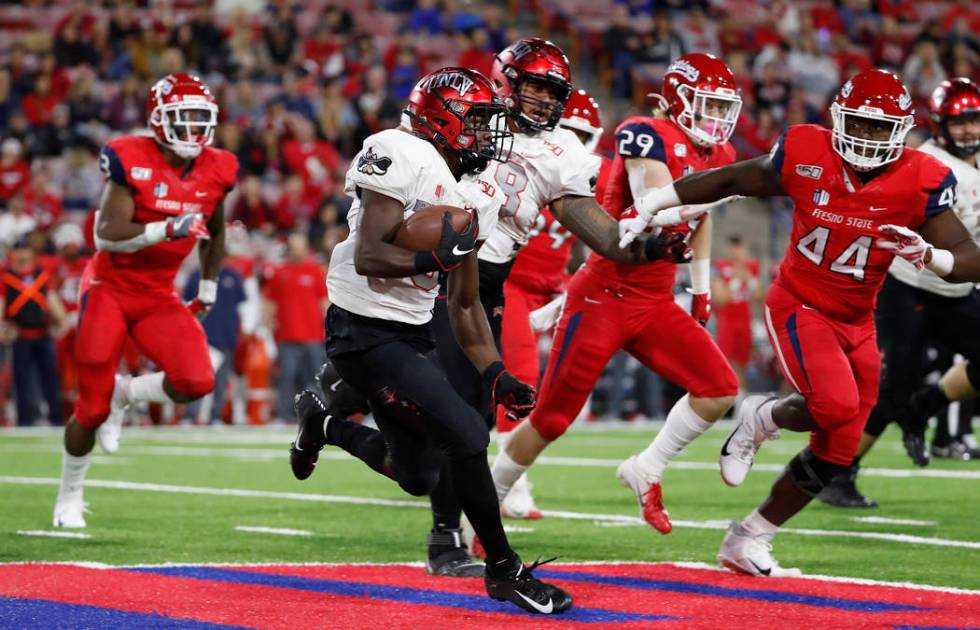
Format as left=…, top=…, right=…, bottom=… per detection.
left=426, top=528, right=485, bottom=577
left=316, top=361, right=371, bottom=418
left=902, top=430, right=930, bottom=467
left=290, top=389, right=330, bottom=481
left=931, top=440, right=976, bottom=460
left=817, top=463, right=877, bottom=508
left=484, top=556, right=572, bottom=615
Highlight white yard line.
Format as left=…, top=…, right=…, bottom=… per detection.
left=3, top=443, right=977, bottom=480
left=503, top=525, right=535, bottom=534
left=234, top=525, right=312, bottom=537
left=2, top=475, right=978, bottom=550
left=849, top=516, right=937, bottom=526
left=16, top=530, right=92, bottom=540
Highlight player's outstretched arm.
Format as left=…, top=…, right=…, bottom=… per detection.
left=95, top=180, right=209, bottom=252
left=918, top=210, right=980, bottom=283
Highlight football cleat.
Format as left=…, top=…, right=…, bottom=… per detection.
left=97, top=374, right=130, bottom=454
left=817, top=463, right=877, bottom=508
left=315, top=361, right=371, bottom=417
left=289, top=389, right=331, bottom=481
left=720, top=395, right=780, bottom=487
left=426, top=528, right=485, bottom=577
left=902, top=429, right=930, bottom=467
left=500, top=473, right=543, bottom=520
left=616, top=454, right=672, bottom=534
left=52, top=498, right=90, bottom=529
left=931, top=440, right=976, bottom=460
left=717, top=520, right=802, bottom=577
left=484, top=556, right=573, bottom=615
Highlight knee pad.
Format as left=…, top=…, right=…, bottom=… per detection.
left=787, top=448, right=849, bottom=497
left=966, top=362, right=980, bottom=391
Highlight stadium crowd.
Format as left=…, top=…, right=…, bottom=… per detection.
left=1, top=0, right=977, bottom=426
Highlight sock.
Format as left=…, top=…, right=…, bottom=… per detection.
left=911, top=383, right=949, bottom=420
left=451, top=450, right=513, bottom=565
left=58, top=449, right=91, bottom=503
left=327, top=419, right=393, bottom=479
left=429, top=460, right=462, bottom=533
left=636, top=394, right=712, bottom=482
left=741, top=509, right=779, bottom=538
left=490, top=448, right=528, bottom=504
left=127, top=372, right=170, bottom=404
left=758, top=399, right=779, bottom=434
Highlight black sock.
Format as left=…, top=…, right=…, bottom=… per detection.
left=327, top=419, right=393, bottom=480
left=449, top=450, right=513, bottom=565
left=429, top=460, right=462, bottom=533
left=910, top=383, right=949, bottom=423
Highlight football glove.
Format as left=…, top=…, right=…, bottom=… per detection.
left=483, top=361, right=536, bottom=421
left=186, top=279, right=217, bottom=322
left=644, top=230, right=693, bottom=263
left=415, top=210, right=479, bottom=273
left=690, top=292, right=711, bottom=326
left=166, top=213, right=210, bottom=240
left=875, top=224, right=928, bottom=270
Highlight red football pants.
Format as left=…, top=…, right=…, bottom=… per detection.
left=74, top=283, right=213, bottom=429
left=763, top=282, right=880, bottom=465
left=717, top=313, right=752, bottom=366
left=530, top=268, right=738, bottom=442
left=497, top=280, right=557, bottom=431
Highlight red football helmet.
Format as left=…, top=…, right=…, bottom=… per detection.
left=659, top=53, right=741, bottom=147
left=930, top=77, right=980, bottom=159
left=491, top=38, right=572, bottom=132
left=831, top=69, right=915, bottom=171
left=405, top=67, right=513, bottom=175
left=146, top=73, right=219, bottom=160
left=559, top=88, right=603, bottom=152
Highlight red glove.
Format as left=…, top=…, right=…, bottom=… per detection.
left=690, top=292, right=711, bottom=326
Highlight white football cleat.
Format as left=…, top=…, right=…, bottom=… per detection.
left=717, top=519, right=801, bottom=577
left=616, top=454, right=672, bottom=534
left=52, top=498, right=90, bottom=528
left=500, top=473, right=543, bottom=520
left=97, top=374, right=131, bottom=454
left=720, top=395, right=779, bottom=487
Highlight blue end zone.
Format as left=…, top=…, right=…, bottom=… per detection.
left=536, top=570, right=927, bottom=613
left=0, top=596, right=250, bottom=630
left=131, top=566, right=677, bottom=624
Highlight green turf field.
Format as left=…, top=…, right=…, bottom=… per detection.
left=1, top=423, right=977, bottom=589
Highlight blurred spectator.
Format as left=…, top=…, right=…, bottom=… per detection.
left=712, top=235, right=762, bottom=393
left=281, top=116, right=343, bottom=207
left=61, top=144, right=102, bottom=212
left=456, top=29, right=495, bottom=79
left=264, top=4, right=299, bottom=74
left=308, top=195, right=350, bottom=257
left=275, top=69, right=317, bottom=121
left=22, top=75, right=60, bottom=129
left=65, top=66, right=104, bottom=128
left=263, top=232, right=327, bottom=423
left=349, top=65, right=401, bottom=148
left=273, top=174, right=314, bottom=230
left=903, top=38, right=947, bottom=100
left=788, top=34, right=840, bottom=99
left=0, top=139, right=30, bottom=205
left=753, top=61, right=792, bottom=119
left=30, top=104, right=78, bottom=157
left=682, top=9, right=722, bottom=57
left=106, top=76, right=145, bottom=132
left=0, top=69, right=13, bottom=130
left=0, top=193, right=38, bottom=249
left=232, top=175, right=279, bottom=234
left=870, top=15, right=909, bottom=70
left=303, top=22, right=347, bottom=80
left=23, top=170, right=63, bottom=231
left=183, top=264, right=247, bottom=424
left=52, top=222, right=89, bottom=414
left=408, top=0, right=444, bottom=34
left=1, top=239, right=68, bottom=426
left=187, top=5, right=229, bottom=75
left=638, top=12, right=686, bottom=65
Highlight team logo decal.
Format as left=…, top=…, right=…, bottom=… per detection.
left=813, top=189, right=830, bottom=206
left=898, top=88, right=912, bottom=112
left=510, top=40, right=534, bottom=60
left=674, top=143, right=687, bottom=157
left=841, top=80, right=853, bottom=98
left=666, top=59, right=699, bottom=83
left=795, top=164, right=823, bottom=180
left=589, top=174, right=598, bottom=193
left=682, top=165, right=694, bottom=176
left=422, top=72, right=474, bottom=96
left=154, top=182, right=168, bottom=197
left=131, top=167, right=152, bottom=181
left=357, top=148, right=393, bottom=176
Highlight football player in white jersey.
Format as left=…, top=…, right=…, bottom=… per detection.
left=288, top=67, right=573, bottom=615
left=821, top=77, right=980, bottom=507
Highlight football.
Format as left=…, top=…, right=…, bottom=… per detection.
left=392, top=205, right=474, bottom=251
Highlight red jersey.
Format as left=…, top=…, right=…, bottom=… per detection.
left=771, top=124, right=956, bottom=323
left=93, top=136, right=238, bottom=291
left=264, top=258, right=328, bottom=343
left=587, top=117, right=736, bottom=294
left=0, top=160, right=30, bottom=201
left=56, top=255, right=91, bottom=314
left=508, top=155, right=611, bottom=294
left=713, top=257, right=760, bottom=326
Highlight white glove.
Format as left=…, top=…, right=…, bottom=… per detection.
left=618, top=211, right=656, bottom=247
left=619, top=184, right=682, bottom=247
left=650, top=196, right=742, bottom=227
left=529, top=293, right=565, bottom=332
left=876, top=224, right=929, bottom=270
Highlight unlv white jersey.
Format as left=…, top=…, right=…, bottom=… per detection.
left=328, top=129, right=503, bottom=325
left=478, top=126, right=600, bottom=264
left=889, top=139, right=980, bottom=298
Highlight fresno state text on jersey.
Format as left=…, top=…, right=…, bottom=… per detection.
left=771, top=124, right=957, bottom=322
left=95, top=135, right=238, bottom=290
left=587, top=116, right=736, bottom=294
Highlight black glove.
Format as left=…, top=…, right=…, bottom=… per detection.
left=643, top=230, right=692, bottom=263
left=415, top=211, right=479, bottom=273
left=483, top=361, right=536, bottom=420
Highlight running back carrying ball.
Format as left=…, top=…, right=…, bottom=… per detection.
left=393, top=205, right=475, bottom=251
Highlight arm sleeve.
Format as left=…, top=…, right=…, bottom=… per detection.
left=346, top=132, right=416, bottom=206
left=98, top=144, right=129, bottom=188
left=614, top=121, right=668, bottom=162
left=924, top=169, right=958, bottom=219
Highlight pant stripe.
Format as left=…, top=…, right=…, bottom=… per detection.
left=550, top=311, right=583, bottom=386
left=764, top=304, right=802, bottom=393
left=786, top=312, right=813, bottom=389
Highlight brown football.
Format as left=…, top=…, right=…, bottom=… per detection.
left=392, top=205, right=474, bottom=251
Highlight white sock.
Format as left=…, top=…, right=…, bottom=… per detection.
left=127, top=372, right=170, bottom=404
left=741, top=509, right=779, bottom=537
left=636, top=394, right=712, bottom=482
left=58, top=449, right=91, bottom=503
left=758, top=399, right=779, bottom=434
left=491, top=448, right=528, bottom=504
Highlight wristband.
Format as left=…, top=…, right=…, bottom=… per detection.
left=636, top=183, right=682, bottom=219
left=145, top=221, right=168, bottom=245
left=925, top=248, right=954, bottom=277
left=688, top=258, right=711, bottom=294
left=482, top=361, right=506, bottom=387
left=198, top=279, right=218, bottom=304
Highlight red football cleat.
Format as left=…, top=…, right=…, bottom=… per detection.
left=617, top=454, right=673, bottom=534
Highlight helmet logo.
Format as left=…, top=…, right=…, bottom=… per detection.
left=666, top=59, right=699, bottom=83
left=841, top=80, right=853, bottom=98
left=898, top=88, right=912, bottom=111
left=510, top=40, right=534, bottom=60
left=157, top=79, right=174, bottom=97
left=422, top=72, right=474, bottom=97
